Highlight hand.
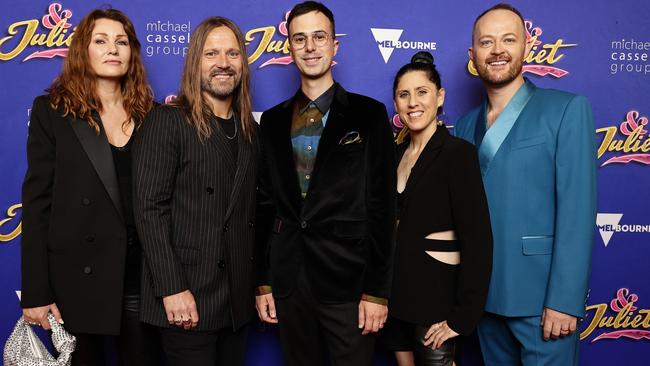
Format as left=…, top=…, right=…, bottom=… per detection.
left=358, top=300, right=388, bottom=335
left=255, top=293, right=278, bottom=324
left=23, top=303, right=63, bottom=330
left=541, top=307, right=577, bottom=341
left=423, top=321, right=459, bottom=350
left=163, top=290, right=199, bottom=329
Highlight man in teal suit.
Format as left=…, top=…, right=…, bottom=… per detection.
left=455, top=4, right=597, bottom=365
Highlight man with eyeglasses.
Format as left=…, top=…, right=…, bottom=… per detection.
left=254, top=2, right=396, bottom=365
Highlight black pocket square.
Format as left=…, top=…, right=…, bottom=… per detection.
left=338, top=131, right=363, bottom=145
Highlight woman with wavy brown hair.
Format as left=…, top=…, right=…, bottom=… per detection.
left=20, top=8, right=159, bottom=365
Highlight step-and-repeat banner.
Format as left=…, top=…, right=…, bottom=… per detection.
left=1, top=0, right=648, bottom=365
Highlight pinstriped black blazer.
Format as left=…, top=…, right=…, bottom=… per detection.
left=133, top=105, right=259, bottom=331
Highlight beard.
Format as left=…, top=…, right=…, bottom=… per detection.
left=475, top=54, right=524, bottom=87
left=201, top=68, right=240, bottom=99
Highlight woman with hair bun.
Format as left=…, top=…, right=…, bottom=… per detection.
left=20, top=8, right=160, bottom=365
left=383, top=51, right=493, bottom=366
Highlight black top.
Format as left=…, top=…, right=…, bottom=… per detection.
left=390, top=125, right=493, bottom=336
left=215, top=115, right=238, bottom=161
left=110, top=138, right=141, bottom=295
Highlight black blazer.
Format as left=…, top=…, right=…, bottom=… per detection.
left=21, top=95, right=128, bottom=335
left=133, top=105, right=258, bottom=331
left=256, top=85, right=396, bottom=301
left=390, top=125, right=492, bottom=336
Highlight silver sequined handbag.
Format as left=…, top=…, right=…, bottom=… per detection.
left=3, top=313, right=76, bottom=366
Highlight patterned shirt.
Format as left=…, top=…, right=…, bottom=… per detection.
left=291, top=83, right=337, bottom=197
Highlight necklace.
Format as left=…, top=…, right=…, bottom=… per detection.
left=224, top=119, right=238, bottom=140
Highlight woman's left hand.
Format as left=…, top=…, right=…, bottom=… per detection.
left=423, top=321, right=459, bottom=349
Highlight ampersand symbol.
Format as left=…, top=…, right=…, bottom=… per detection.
left=42, top=3, right=73, bottom=30
left=620, top=111, right=648, bottom=136
left=610, top=288, right=638, bottom=312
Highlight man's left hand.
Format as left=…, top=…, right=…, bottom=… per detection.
left=541, top=307, right=577, bottom=341
left=358, top=300, right=387, bottom=335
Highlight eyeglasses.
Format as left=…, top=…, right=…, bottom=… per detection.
left=290, top=31, right=332, bottom=50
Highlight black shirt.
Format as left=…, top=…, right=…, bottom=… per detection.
left=110, top=138, right=141, bottom=294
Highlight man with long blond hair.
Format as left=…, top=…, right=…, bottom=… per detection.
left=133, top=16, right=258, bottom=365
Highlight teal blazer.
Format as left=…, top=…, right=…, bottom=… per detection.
left=455, top=81, right=597, bottom=318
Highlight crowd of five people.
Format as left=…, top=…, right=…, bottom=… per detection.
left=19, top=1, right=597, bottom=365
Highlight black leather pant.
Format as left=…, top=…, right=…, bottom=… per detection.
left=413, top=324, right=455, bottom=366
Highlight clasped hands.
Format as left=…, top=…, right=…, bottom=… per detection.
left=163, top=289, right=199, bottom=330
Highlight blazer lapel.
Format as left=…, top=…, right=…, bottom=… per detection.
left=399, top=125, right=446, bottom=213
left=308, top=86, right=349, bottom=186
left=69, top=116, right=124, bottom=221
left=271, top=97, right=303, bottom=214
left=224, top=114, right=251, bottom=220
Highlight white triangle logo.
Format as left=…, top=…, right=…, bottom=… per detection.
left=370, top=28, right=403, bottom=63
left=596, top=213, right=623, bottom=247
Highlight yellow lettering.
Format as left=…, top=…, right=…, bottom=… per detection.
left=580, top=304, right=607, bottom=340
left=0, top=203, right=22, bottom=242
left=0, top=20, right=38, bottom=60
left=246, top=26, right=275, bottom=64
left=597, top=127, right=618, bottom=158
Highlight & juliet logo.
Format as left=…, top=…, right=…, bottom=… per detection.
left=245, top=11, right=344, bottom=68
left=0, top=203, right=21, bottom=243
left=468, top=20, right=576, bottom=78
left=581, top=288, right=650, bottom=342
left=597, top=110, right=650, bottom=166
left=0, top=3, right=75, bottom=62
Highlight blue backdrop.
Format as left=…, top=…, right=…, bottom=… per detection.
left=1, top=0, right=649, bottom=364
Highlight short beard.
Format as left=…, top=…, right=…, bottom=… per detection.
left=476, top=57, right=523, bottom=88
left=201, top=70, right=239, bottom=99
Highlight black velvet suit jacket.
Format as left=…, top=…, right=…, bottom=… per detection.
left=21, top=96, right=128, bottom=335
left=256, top=85, right=396, bottom=302
left=133, top=105, right=258, bottom=330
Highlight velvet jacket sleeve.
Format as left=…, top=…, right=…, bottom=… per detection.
left=362, top=103, right=397, bottom=299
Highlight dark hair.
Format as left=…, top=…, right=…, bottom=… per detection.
left=393, top=52, right=444, bottom=144
left=287, top=1, right=335, bottom=37
left=472, top=3, right=526, bottom=41
left=392, top=51, right=441, bottom=96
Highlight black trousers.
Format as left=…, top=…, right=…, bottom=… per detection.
left=159, top=323, right=249, bottom=366
left=275, top=271, right=376, bottom=366
left=70, top=294, right=161, bottom=366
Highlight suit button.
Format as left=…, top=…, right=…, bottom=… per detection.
left=85, top=235, right=95, bottom=243
left=206, top=187, right=214, bottom=194
left=300, top=221, right=307, bottom=229
left=83, top=266, right=92, bottom=274
left=223, top=224, right=229, bottom=232
left=81, top=198, right=91, bottom=206
left=250, top=256, right=254, bottom=261
left=218, top=260, right=226, bottom=269
left=248, top=221, right=255, bottom=228
left=127, top=237, right=135, bottom=246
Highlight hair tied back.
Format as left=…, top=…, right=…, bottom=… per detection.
left=411, top=51, right=434, bottom=66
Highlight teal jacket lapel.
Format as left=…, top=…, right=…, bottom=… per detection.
left=477, top=80, right=535, bottom=177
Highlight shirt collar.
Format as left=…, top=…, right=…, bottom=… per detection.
left=297, top=82, right=338, bottom=115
